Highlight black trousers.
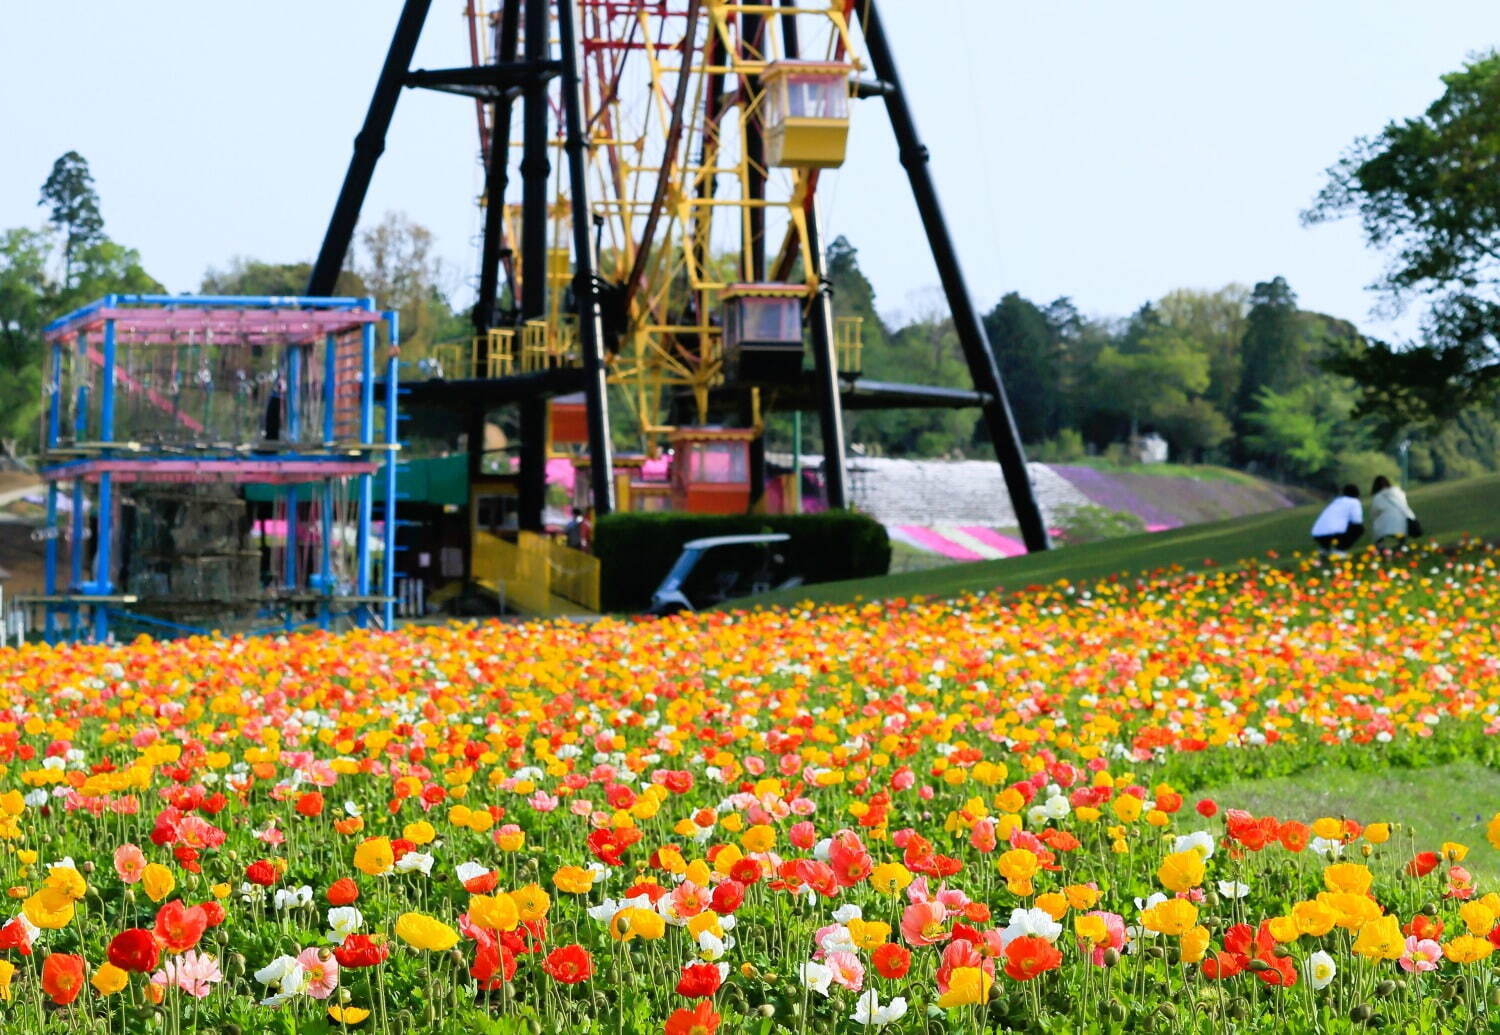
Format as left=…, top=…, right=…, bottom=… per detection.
left=1314, top=523, right=1364, bottom=550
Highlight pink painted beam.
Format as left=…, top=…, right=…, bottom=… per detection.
left=42, top=459, right=378, bottom=484
left=47, top=308, right=381, bottom=345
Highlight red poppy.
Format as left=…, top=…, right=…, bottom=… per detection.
left=465, top=921, right=517, bottom=990
left=1407, top=852, right=1441, bottom=877
left=41, top=953, right=86, bottom=1005
left=0, top=917, right=33, bottom=955
left=198, top=900, right=226, bottom=928
left=1154, top=791, right=1183, bottom=814
left=295, top=791, right=325, bottom=817
left=791, top=859, right=838, bottom=898
left=1201, top=951, right=1246, bottom=979
left=872, top=942, right=911, bottom=979
left=675, top=961, right=723, bottom=998
left=173, top=845, right=201, bottom=873
left=624, top=881, right=668, bottom=904
left=710, top=881, right=745, bottom=915
left=1277, top=821, right=1310, bottom=853
left=828, top=830, right=874, bottom=888
left=107, top=928, right=160, bottom=973
left=728, top=858, right=761, bottom=886
left=1195, top=798, right=1219, bottom=818
left=587, top=827, right=642, bottom=867
left=542, top=944, right=593, bottom=984
left=333, top=934, right=389, bottom=968
left=390, top=838, right=416, bottom=861
left=327, top=878, right=360, bottom=906
left=1254, top=953, right=1298, bottom=987
left=155, top=900, right=208, bottom=954
left=244, top=860, right=278, bottom=887
left=1003, top=936, right=1062, bottom=981
left=1404, top=914, right=1443, bottom=940
left=664, top=1001, right=720, bottom=1035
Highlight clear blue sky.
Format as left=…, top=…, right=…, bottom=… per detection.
left=2, top=2, right=1494, bottom=339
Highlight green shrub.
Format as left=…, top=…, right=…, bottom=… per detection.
left=1333, top=450, right=1400, bottom=493
left=1053, top=504, right=1146, bottom=546
left=594, top=511, right=891, bottom=612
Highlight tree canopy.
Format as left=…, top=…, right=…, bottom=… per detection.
left=1306, top=50, right=1500, bottom=424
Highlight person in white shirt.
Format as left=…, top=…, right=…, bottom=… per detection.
left=1369, top=475, right=1418, bottom=546
left=1310, top=485, right=1364, bottom=555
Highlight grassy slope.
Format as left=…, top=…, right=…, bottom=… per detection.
left=748, top=472, right=1500, bottom=608
left=1185, top=762, right=1500, bottom=883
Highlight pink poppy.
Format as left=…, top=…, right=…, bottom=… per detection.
left=150, top=950, right=222, bottom=999
left=295, top=947, right=340, bottom=999
left=1399, top=936, right=1441, bottom=973
left=114, top=844, right=147, bottom=884
left=900, top=900, right=950, bottom=946
left=1083, top=912, right=1128, bottom=965
left=825, top=951, right=865, bottom=992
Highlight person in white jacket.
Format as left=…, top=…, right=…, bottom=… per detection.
left=1310, top=485, right=1364, bottom=555
left=1369, top=475, right=1418, bottom=547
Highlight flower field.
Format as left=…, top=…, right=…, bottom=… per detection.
left=0, top=542, right=1497, bottom=1033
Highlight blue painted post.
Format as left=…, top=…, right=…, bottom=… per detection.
left=323, top=332, right=337, bottom=445
left=382, top=311, right=400, bottom=630
left=100, top=301, right=118, bottom=444
left=46, top=343, right=61, bottom=449
left=283, top=486, right=299, bottom=592
left=92, top=305, right=119, bottom=643
left=71, top=329, right=87, bottom=639
left=355, top=307, right=376, bottom=626
left=43, top=483, right=58, bottom=642
left=68, top=478, right=83, bottom=639
left=319, top=480, right=334, bottom=630
left=93, top=472, right=112, bottom=641
left=286, top=343, right=303, bottom=443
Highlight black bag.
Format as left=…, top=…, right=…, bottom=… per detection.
left=1407, top=517, right=1424, bottom=538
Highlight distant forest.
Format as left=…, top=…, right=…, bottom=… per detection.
left=816, top=236, right=1500, bottom=491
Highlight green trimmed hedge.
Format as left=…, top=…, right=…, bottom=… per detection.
left=594, top=511, right=891, bottom=612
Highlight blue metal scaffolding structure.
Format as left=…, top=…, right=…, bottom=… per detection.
left=32, top=295, right=401, bottom=642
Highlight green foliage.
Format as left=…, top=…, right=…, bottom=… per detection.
left=1243, top=382, right=1360, bottom=481
left=0, top=154, right=164, bottom=452
left=1333, top=449, right=1400, bottom=492
left=1052, top=503, right=1146, bottom=546
left=1306, top=51, right=1500, bottom=424
left=593, top=510, right=890, bottom=612
left=202, top=257, right=366, bottom=298
left=38, top=150, right=104, bottom=286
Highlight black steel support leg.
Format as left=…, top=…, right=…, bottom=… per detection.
left=474, top=0, right=523, bottom=342
left=855, top=1, right=1051, bottom=552
left=519, top=0, right=551, bottom=320
left=781, top=0, right=847, bottom=509
left=556, top=0, right=616, bottom=515
left=308, top=0, right=435, bottom=295
left=805, top=207, right=850, bottom=510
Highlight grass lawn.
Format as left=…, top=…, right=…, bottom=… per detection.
left=1184, top=762, right=1500, bottom=883
left=746, top=472, right=1500, bottom=608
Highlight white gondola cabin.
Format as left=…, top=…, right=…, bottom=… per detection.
left=761, top=61, right=853, bottom=168
left=721, top=284, right=807, bottom=384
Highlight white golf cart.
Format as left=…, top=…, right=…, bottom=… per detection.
left=648, top=533, right=802, bottom=615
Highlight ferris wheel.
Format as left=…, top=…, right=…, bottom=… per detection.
left=307, top=0, right=1050, bottom=553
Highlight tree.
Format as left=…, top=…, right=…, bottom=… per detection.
left=355, top=212, right=467, bottom=358
left=1234, top=276, right=1303, bottom=424
left=0, top=229, right=54, bottom=452
left=983, top=293, right=1064, bottom=444
left=38, top=152, right=105, bottom=287
left=1305, top=51, right=1500, bottom=422
left=1155, top=285, right=1248, bottom=418
left=202, top=257, right=365, bottom=299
